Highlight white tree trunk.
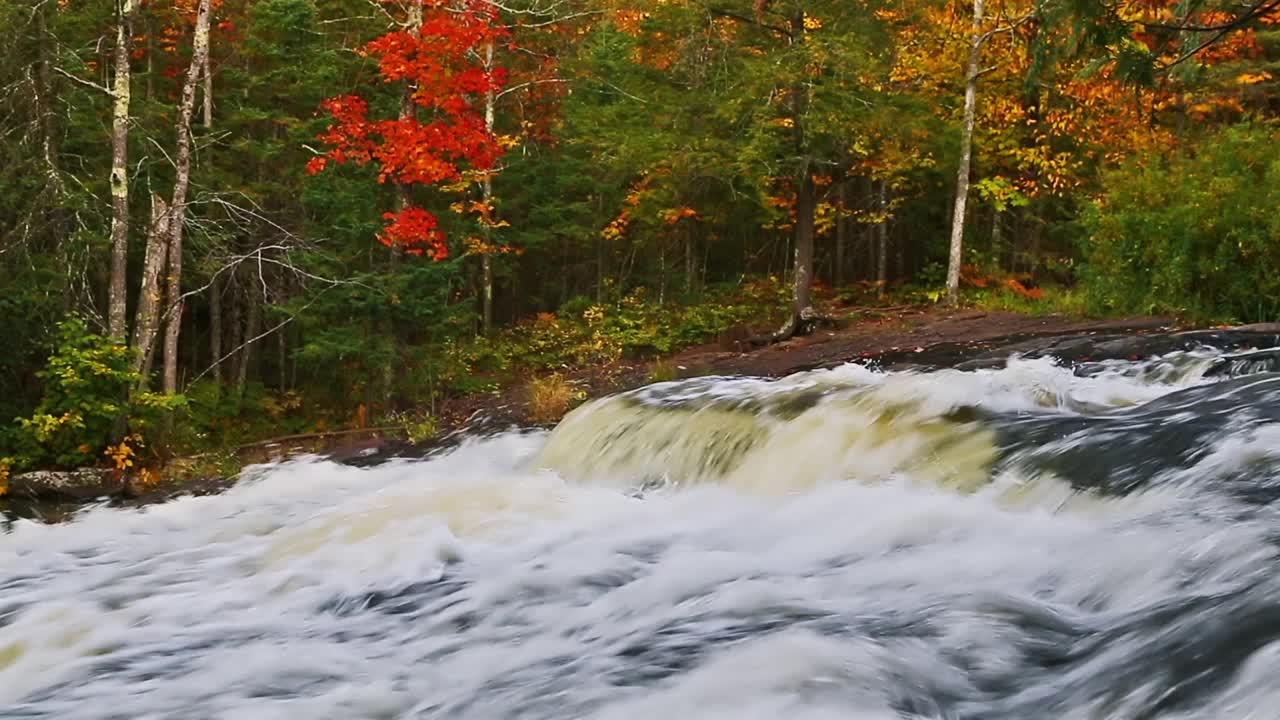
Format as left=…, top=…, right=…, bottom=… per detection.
left=201, top=47, right=213, bottom=128
left=481, top=38, right=496, bottom=335
left=107, top=0, right=136, bottom=340
left=162, top=0, right=213, bottom=396
left=946, top=0, right=984, bottom=306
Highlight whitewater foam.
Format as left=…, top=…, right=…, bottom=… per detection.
left=3, top=349, right=1280, bottom=718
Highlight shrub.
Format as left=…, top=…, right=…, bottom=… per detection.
left=526, top=374, right=578, bottom=423
left=3, top=317, right=183, bottom=471
left=1080, top=122, right=1280, bottom=322
left=647, top=360, right=679, bottom=383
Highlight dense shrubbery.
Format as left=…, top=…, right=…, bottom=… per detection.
left=0, top=281, right=789, bottom=472
left=1081, top=123, right=1280, bottom=323
left=2, top=318, right=182, bottom=472
left=447, top=278, right=790, bottom=386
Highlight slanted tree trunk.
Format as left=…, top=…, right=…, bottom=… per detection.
left=131, top=194, right=171, bottom=380
left=107, top=0, right=137, bottom=340
left=162, top=0, right=213, bottom=397
left=946, top=0, right=984, bottom=307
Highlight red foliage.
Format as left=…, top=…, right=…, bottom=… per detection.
left=310, top=0, right=509, bottom=258
left=380, top=207, right=447, bottom=259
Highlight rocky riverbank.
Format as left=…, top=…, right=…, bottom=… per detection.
left=13, top=307, right=1278, bottom=521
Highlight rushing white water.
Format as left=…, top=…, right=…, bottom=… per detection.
left=5, top=346, right=1280, bottom=719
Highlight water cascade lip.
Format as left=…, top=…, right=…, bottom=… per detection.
left=7, top=335, right=1280, bottom=718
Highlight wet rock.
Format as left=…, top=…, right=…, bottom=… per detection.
left=6, top=468, right=124, bottom=501
left=1203, top=347, right=1280, bottom=379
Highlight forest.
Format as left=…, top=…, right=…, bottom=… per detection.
left=1, top=0, right=1278, bottom=478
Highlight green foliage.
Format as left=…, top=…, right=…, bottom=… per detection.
left=175, top=380, right=310, bottom=451
left=431, top=278, right=787, bottom=394
left=3, top=317, right=182, bottom=471
left=970, top=285, right=1090, bottom=318
left=1080, top=123, right=1280, bottom=323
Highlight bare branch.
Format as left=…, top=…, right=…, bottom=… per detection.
left=496, top=77, right=570, bottom=99
left=52, top=66, right=114, bottom=96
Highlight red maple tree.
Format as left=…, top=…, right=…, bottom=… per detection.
left=308, top=0, right=508, bottom=259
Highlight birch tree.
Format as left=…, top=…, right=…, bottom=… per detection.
left=162, top=0, right=214, bottom=396
left=107, top=0, right=137, bottom=339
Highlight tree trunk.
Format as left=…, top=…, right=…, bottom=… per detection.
left=131, top=194, right=171, bottom=380
left=201, top=47, right=213, bottom=127
left=107, top=0, right=137, bottom=340
left=209, top=274, right=223, bottom=388
left=228, top=277, right=243, bottom=391
left=684, top=228, right=694, bottom=295
left=145, top=14, right=154, bottom=101
left=877, top=180, right=889, bottom=299
left=992, top=208, right=1006, bottom=271
left=237, top=277, right=260, bottom=393
left=946, top=0, right=984, bottom=307
left=478, top=36, right=498, bottom=334
left=658, top=244, right=666, bottom=305
left=835, top=181, right=848, bottom=287
left=33, top=3, right=64, bottom=205
left=277, top=320, right=287, bottom=391
left=162, top=0, right=213, bottom=397
left=776, top=168, right=817, bottom=339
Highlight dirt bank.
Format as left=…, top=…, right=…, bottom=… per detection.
left=670, top=308, right=1179, bottom=377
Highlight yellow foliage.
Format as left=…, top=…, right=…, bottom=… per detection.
left=659, top=206, right=698, bottom=224
left=527, top=374, right=576, bottom=424
left=104, top=434, right=143, bottom=472
left=133, top=468, right=161, bottom=492
left=582, top=305, right=605, bottom=325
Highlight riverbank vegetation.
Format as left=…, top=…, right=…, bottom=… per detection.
left=2, top=0, right=1278, bottom=478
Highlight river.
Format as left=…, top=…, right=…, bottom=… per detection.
left=4, top=336, right=1280, bottom=718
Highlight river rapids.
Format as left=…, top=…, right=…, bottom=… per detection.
left=7, top=334, right=1280, bottom=718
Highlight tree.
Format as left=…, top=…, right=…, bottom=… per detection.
left=308, top=0, right=508, bottom=261
left=108, top=0, right=139, bottom=339
left=161, top=0, right=215, bottom=398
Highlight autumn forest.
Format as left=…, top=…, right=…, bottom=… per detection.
left=2, top=0, right=1279, bottom=475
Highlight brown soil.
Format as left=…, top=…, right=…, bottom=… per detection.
left=668, top=308, right=1177, bottom=378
